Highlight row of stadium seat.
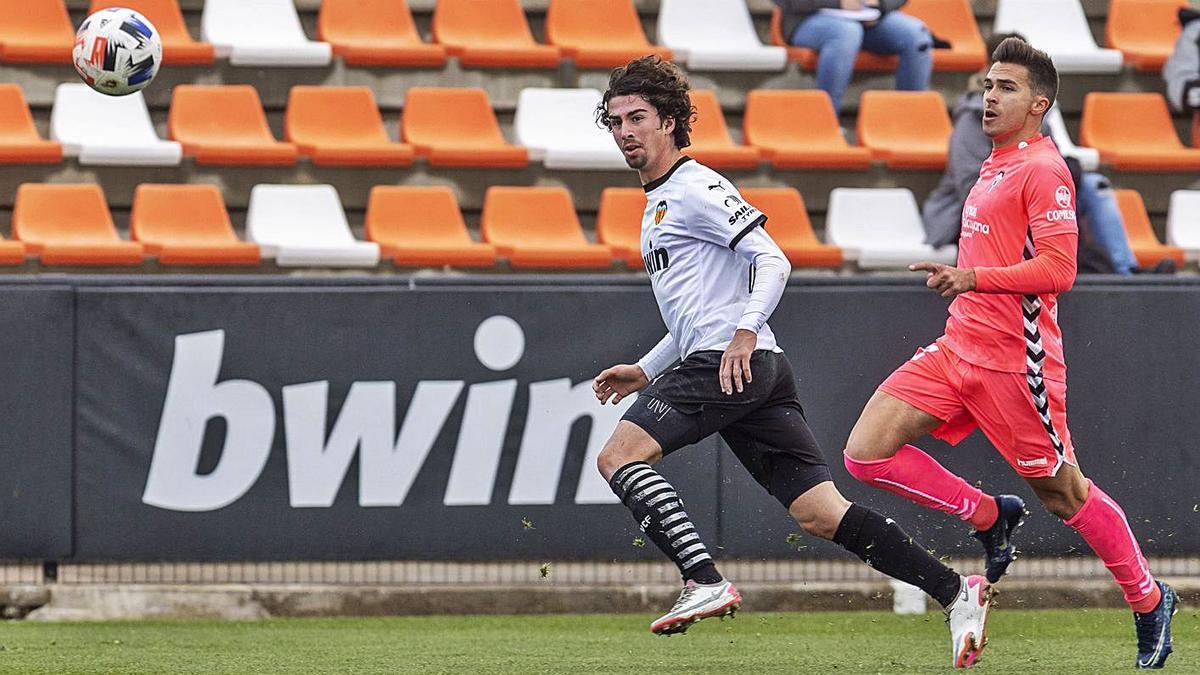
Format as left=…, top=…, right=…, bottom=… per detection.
left=0, top=0, right=1186, bottom=74
left=2, top=182, right=1196, bottom=270
left=5, top=83, right=1197, bottom=171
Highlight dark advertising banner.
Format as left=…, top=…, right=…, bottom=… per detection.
left=0, top=286, right=73, bottom=558
left=70, top=282, right=1200, bottom=561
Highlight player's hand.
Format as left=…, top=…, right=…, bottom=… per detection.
left=910, top=262, right=977, bottom=298
left=720, top=329, right=757, bottom=395
left=593, top=364, right=650, bottom=405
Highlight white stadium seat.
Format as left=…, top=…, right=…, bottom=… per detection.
left=202, top=0, right=332, bottom=67
left=826, top=188, right=958, bottom=269
left=1166, top=190, right=1200, bottom=262
left=247, top=184, right=380, bottom=267
left=993, top=0, right=1122, bottom=74
left=514, top=88, right=627, bottom=170
left=657, top=0, right=787, bottom=72
left=1046, top=105, right=1100, bottom=172
left=50, top=84, right=181, bottom=167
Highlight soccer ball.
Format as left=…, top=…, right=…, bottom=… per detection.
left=72, top=8, right=162, bottom=96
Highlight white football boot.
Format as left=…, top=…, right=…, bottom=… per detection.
left=650, top=579, right=741, bottom=635
left=946, top=574, right=995, bottom=668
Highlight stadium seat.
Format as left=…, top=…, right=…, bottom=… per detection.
left=130, top=184, right=261, bottom=266
left=169, top=85, right=298, bottom=166
left=657, top=0, right=787, bottom=71
left=0, top=84, right=62, bottom=164
left=739, top=188, right=843, bottom=268
left=246, top=184, right=380, bottom=268
left=1166, top=190, right=1200, bottom=262
left=856, top=90, right=951, bottom=170
left=432, top=0, right=561, bottom=68
left=596, top=187, right=645, bottom=270
left=1080, top=93, right=1200, bottom=171
left=1113, top=189, right=1185, bottom=268
left=12, top=184, right=143, bottom=265
left=50, top=83, right=181, bottom=166
left=481, top=186, right=613, bottom=269
left=826, top=187, right=956, bottom=269
left=743, top=90, right=872, bottom=169
left=366, top=186, right=497, bottom=268
left=993, top=0, right=1123, bottom=73
left=201, top=0, right=332, bottom=66
left=0, top=0, right=73, bottom=63
left=401, top=88, right=528, bottom=168
left=317, top=0, right=446, bottom=67
left=1045, top=105, right=1099, bottom=172
left=686, top=89, right=761, bottom=169
left=1107, top=0, right=1189, bottom=73
left=88, top=0, right=215, bottom=65
left=514, top=88, right=627, bottom=170
left=545, top=0, right=672, bottom=69
left=285, top=86, right=414, bottom=167
left=770, top=0, right=986, bottom=72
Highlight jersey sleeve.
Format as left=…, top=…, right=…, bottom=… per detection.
left=684, top=180, right=767, bottom=250
left=1023, top=157, right=1078, bottom=240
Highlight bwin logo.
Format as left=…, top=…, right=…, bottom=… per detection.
left=143, top=316, right=634, bottom=513
left=643, top=243, right=669, bottom=275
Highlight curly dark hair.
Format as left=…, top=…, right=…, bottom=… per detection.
left=595, top=55, right=695, bottom=149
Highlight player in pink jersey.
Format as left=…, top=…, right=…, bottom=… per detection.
left=842, top=37, right=1178, bottom=669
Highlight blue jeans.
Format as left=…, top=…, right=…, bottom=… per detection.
left=1077, top=172, right=1138, bottom=275
left=789, top=11, right=933, bottom=112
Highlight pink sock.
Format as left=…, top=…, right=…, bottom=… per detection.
left=1065, top=481, right=1160, bottom=613
left=844, top=445, right=996, bottom=530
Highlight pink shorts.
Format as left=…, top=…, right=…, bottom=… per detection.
left=878, top=342, right=1077, bottom=478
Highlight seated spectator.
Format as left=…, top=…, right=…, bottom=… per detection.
left=1163, top=2, right=1200, bottom=145
left=923, top=34, right=1146, bottom=275
left=774, top=0, right=932, bottom=112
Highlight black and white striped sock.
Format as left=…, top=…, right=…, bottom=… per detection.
left=609, top=461, right=722, bottom=585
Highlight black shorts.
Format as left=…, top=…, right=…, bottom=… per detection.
left=621, top=349, right=832, bottom=508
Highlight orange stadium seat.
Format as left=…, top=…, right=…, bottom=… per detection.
left=12, top=184, right=143, bottom=265
left=366, top=186, right=497, bottom=268
left=1080, top=93, right=1200, bottom=171
left=432, top=0, right=561, bottom=68
left=1113, top=188, right=1186, bottom=268
left=743, top=90, right=872, bottom=169
left=596, top=187, right=645, bottom=270
left=0, top=84, right=62, bottom=164
left=545, top=0, right=672, bottom=69
left=402, top=88, right=528, bottom=168
left=169, top=85, right=298, bottom=166
left=286, top=86, right=414, bottom=167
left=317, top=0, right=446, bottom=67
left=770, top=0, right=985, bottom=72
left=0, top=0, right=73, bottom=63
left=1106, top=0, right=1189, bottom=73
left=482, top=187, right=613, bottom=269
left=740, top=187, right=843, bottom=268
left=130, top=184, right=260, bottom=266
left=89, top=0, right=215, bottom=65
left=687, top=89, right=761, bottom=169
left=857, top=90, right=952, bottom=169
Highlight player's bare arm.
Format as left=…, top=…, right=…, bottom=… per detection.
left=910, top=262, right=977, bottom=298
left=593, top=364, right=649, bottom=405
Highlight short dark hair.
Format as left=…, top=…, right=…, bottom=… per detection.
left=596, top=55, right=695, bottom=149
left=990, top=36, right=1058, bottom=107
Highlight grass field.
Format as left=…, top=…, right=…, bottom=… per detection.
left=0, top=609, right=1194, bottom=674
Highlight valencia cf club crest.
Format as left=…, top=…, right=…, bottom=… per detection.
left=654, top=200, right=668, bottom=225
left=987, top=171, right=1006, bottom=194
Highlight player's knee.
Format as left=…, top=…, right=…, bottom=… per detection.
left=796, top=510, right=842, bottom=540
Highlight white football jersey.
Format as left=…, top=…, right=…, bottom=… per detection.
left=640, top=157, right=780, bottom=360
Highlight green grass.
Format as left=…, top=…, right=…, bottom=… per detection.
left=0, top=609, right=1194, bottom=674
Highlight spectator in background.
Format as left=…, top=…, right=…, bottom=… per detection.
left=1164, top=1, right=1200, bottom=146
left=774, top=0, right=932, bottom=112
left=923, top=34, right=1146, bottom=275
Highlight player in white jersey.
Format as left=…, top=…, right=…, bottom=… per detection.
left=590, top=56, right=995, bottom=668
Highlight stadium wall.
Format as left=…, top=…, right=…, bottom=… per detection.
left=3, top=276, right=1197, bottom=562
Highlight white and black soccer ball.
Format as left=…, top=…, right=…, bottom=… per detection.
left=72, top=7, right=163, bottom=96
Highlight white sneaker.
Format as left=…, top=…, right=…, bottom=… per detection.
left=650, top=579, right=741, bottom=635
left=946, top=574, right=994, bottom=668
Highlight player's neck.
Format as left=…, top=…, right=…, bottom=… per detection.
left=991, top=120, right=1043, bottom=151
left=638, top=149, right=685, bottom=186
